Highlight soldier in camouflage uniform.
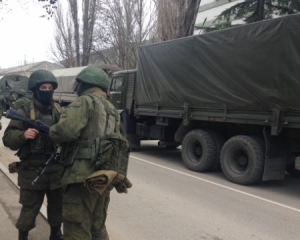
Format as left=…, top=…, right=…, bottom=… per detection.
left=0, top=90, right=7, bottom=110
left=2, top=70, right=64, bottom=240
left=0, top=90, right=6, bottom=130
left=49, top=66, right=119, bottom=240
left=14, top=89, right=30, bottom=110
left=8, top=89, right=18, bottom=108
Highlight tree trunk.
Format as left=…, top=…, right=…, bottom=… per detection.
left=184, top=0, right=201, bottom=36
left=69, top=0, right=80, bottom=66
left=256, top=0, right=265, bottom=21
left=82, top=0, right=90, bottom=66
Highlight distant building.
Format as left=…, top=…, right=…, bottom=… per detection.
left=0, top=61, right=64, bottom=77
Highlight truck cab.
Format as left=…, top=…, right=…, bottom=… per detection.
left=109, top=69, right=136, bottom=111
left=109, top=69, right=141, bottom=147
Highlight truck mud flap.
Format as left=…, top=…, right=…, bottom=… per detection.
left=262, top=128, right=287, bottom=181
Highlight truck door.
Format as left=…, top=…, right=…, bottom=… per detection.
left=109, top=75, right=124, bottom=110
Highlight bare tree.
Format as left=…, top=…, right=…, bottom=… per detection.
left=154, top=0, right=201, bottom=41
left=50, top=0, right=98, bottom=67
left=0, top=0, right=58, bottom=19
left=68, top=0, right=80, bottom=66
left=50, top=0, right=201, bottom=68
left=50, top=2, right=76, bottom=67
left=81, top=0, right=97, bottom=66
left=93, top=0, right=156, bottom=69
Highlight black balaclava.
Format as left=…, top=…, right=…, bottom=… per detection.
left=34, top=87, right=54, bottom=106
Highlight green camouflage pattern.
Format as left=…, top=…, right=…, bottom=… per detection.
left=3, top=97, right=62, bottom=190
left=95, top=133, right=130, bottom=176
left=0, top=93, right=6, bottom=108
left=50, top=82, right=119, bottom=239
left=2, top=96, right=63, bottom=232
left=16, top=188, right=62, bottom=231
left=49, top=87, right=120, bottom=188
left=16, top=89, right=27, bottom=96
left=8, top=92, right=18, bottom=108
left=62, top=184, right=109, bottom=240
left=14, top=96, right=30, bottom=110
left=76, top=66, right=110, bottom=90
left=0, top=93, right=5, bottom=129
left=28, top=69, right=58, bottom=90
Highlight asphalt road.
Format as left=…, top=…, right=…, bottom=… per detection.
left=107, top=142, right=300, bottom=240
left=1, top=117, right=300, bottom=240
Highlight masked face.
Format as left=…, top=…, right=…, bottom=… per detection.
left=34, top=83, right=54, bottom=106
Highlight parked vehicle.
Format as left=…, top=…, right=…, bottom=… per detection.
left=52, top=64, right=121, bottom=106
left=108, top=14, right=300, bottom=185
left=0, top=74, right=30, bottom=110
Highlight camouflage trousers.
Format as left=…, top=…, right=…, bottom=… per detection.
left=62, top=183, right=110, bottom=240
left=16, top=187, right=63, bottom=231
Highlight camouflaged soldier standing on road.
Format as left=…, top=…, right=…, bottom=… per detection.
left=8, top=89, right=18, bottom=108
left=2, top=70, right=64, bottom=240
left=49, top=66, right=119, bottom=240
left=14, top=89, right=30, bottom=110
left=0, top=90, right=6, bottom=130
left=0, top=90, right=7, bottom=111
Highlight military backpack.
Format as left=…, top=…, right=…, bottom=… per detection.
left=90, top=94, right=130, bottom=176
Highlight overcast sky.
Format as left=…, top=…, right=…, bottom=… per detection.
left=0, top=1, right=55, bottom=69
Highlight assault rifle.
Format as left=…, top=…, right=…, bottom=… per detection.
left=5, top=107, right=61, bottom=185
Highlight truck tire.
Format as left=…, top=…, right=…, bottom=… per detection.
left=220, top=135, right=265, bottom=185
left=182, top=129, right=216, bottom=172
left=208, top=131, right=225, bottom=171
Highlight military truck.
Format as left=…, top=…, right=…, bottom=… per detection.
left=52, top=64, right=121, bottom=106
left=108, top=14, right=300, bottom=185
left=0, top=74, right=31, bottom=110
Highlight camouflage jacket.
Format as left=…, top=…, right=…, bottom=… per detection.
left=14, top=96, right=30, bottom=110
left=0, top=94, right=6, bottom=129
left=8, top=93, right=18, bottom=108
left=2, top=97, right=63, bottom=190
left=0, top=94, right=6, bottom=107
left=49, top=87, right=120, bottom=189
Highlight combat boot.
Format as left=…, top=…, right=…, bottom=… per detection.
left=18, top=230, right=28, bottom=240
left=49, top=225, right=64, bottom=240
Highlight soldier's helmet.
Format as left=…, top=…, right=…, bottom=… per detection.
left=28, top=70, right=58, bottom=91
left=76, top=66, right=110, bottom=91
left=16, top=89, right=26, bottom=96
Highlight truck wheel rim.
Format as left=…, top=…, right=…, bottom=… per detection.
left=229, top=149, right=248, bottom=173
left=188, top=141, right=203, bottom=163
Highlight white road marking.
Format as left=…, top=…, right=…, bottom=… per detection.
left=131, top=155, right=300, bottom=213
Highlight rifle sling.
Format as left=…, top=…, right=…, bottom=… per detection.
left=30, top=99, right=35, bottom=121
left=30, top=99, right=61, bottom=120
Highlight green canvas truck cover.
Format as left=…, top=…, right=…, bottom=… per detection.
left=0, top=74, right=29, bottom=96
left=136, top=14, right=300, bottom=110
left=52, top=64, right=122, bottom=93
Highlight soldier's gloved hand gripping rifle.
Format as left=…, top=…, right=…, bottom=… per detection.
left=5, top=108, right=62, bottom=185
